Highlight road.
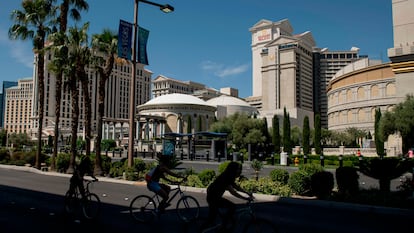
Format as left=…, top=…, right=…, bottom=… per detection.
left=0, top=165, right=413, bottom=233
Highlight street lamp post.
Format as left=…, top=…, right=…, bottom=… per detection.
left=128, top=0, right=174, bottom=167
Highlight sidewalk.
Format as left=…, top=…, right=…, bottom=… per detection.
left=2, top=164, right=414, bottom=217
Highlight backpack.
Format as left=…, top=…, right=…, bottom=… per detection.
left=145, top=166, right=157, bottom=182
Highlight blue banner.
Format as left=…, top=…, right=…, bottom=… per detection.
left=118, top=20, right=132, bottom=60
left=138, top=26, right=150, bottom=65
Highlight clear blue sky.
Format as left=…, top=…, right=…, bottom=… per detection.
left=0, top=0, right=393, bottom=98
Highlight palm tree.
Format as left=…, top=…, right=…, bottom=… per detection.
left=9, top=0, right=57, bottom=169
left=49, top=0, right=89, bottom=171
left=91, top=29, right=118, bottom=175
left=63, top=23, right=90, bottom=173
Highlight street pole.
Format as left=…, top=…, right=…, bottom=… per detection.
left=127, top=0, right=174, bottom=167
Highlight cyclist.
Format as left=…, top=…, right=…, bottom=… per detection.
left=68, top=156, right=97, bottom=200
left=202, top=161, right=253, bottom=232
left=145, top=153, right=184, bottom=212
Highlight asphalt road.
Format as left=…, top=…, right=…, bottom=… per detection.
left=1, top=164, right=413, bottom=233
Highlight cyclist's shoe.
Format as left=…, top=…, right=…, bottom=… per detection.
left=158, top=202, right=171, bottom=213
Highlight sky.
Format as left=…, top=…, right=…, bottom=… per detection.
left=0, top=0, right=393, bottom=98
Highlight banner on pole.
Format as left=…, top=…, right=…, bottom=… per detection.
left=138, top=26, right=150, bottom=65
left=117, top=20, right=132, bottom=60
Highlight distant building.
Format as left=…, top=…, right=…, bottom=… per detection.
left=0, top=81, right=18, bottom=128
left=249, top=19, right=315, bottom=129
left=4, top=78, right=33, bottom=134
left=313, top=47, right=363, bottom=128
left=206, top=95, right=258, bottom=120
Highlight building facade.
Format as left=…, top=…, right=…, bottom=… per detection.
left=249, top=19, right=315, bottom=128
left=3, top=78, right=33, bottom=135
left=0, top=81, right=18, bottom=128
left=30, top=52, right=152, bottom=143
left=313, top=48, right=363, bottom=128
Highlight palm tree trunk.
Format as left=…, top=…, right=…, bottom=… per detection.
left=67, top=76, right=79, bottom=174
left=36, top=53, right=45, bottom=170
left=80, top=74, right=91, bottom=157
left=51, top=72, right=63, bottom=171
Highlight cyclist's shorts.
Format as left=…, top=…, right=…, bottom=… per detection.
left=147, top=181, right=161, bottom=193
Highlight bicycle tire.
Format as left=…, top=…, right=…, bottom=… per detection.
left=176, top=195, right=200, bottom=222
left=64, top=190, right=76, bottom=214
left=242, top=218, right=279, bottom=233
left=82, top=193, right=101, bottom=220
left=130, top=195, right=156, bottom=223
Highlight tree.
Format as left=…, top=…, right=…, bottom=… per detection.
left=272, top=115, right=280, bottom=154
left=9, top=0, right=57, bottom=169
left=380, top=95, right=414, bottom=155
left=210, top=113, right=266, bottom=151
left=63, top=23, right=90, bottom=173
left=49, top=0, right=89, bottom=171
left=375, top=108, right=385, bottom=158
left=91, top=29, right=118, bottom=176
left=302, top=116, right=310, bottom=156
left=282, top=107, right=291, bottom=154
left=314, top=114, right=322, bottom=155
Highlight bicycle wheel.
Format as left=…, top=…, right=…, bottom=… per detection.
left=129, top=195, right=156, bottom=223
left=176, top=195, right=200, bottom=222
left=242, top=218, right=279, bottom=233
left=64, top=190, right=77, bottom=214
left=82, top=193, right=101, bottom=220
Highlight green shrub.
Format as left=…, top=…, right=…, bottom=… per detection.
left=198, top=169, right=216, bottom=187
left=124, top=167, right=139, bottom=181
left=288, top=170, right=312, bottom=196
left=239, top=177, right=292, bottom=196
left=109, top=160, right=125, bottom=178
left=218, top=161, right=232, bottom=174
left=56, top=153, right=70, bottom=172
left=335, top=166, right=359, bottom=197
left=0, top=148, right=10, bottom=163
left=311, top=171, right=334, bottom=199
left=185, top=174, right=204, bottom=188
left=269, top=168, right=289, bottom=185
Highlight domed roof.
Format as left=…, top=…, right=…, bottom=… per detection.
left=206, top=95, right=251, bottom=107
left=143, top=93, right=209, bottom=106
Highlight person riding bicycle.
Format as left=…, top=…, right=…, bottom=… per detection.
left=69, top=156, right=97, bottom=200
left=145, top=153, right=184, bottom=212
left=202, top=161, right=253, bottom=232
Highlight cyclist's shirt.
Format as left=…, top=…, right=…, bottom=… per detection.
left=207, top=172, right=236, bottom=200
left=145, top=165, right=165, bottom=193
left=145, top=165, right=162, bottom=182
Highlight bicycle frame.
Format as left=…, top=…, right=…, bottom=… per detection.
left=151, top=182, right=185, bottom=207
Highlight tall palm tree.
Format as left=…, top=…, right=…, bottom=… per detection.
left=91, top=29, right=118, bottom=175
left=49, top=0, right=89, bottom=171
left=9, top=0, right=57, bottom=169
left=64, top=23, right=90, bottom=173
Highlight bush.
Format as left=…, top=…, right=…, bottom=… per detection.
left=311, top=171, right=334, bottom=199
left=335, top=166, right=359, bottom=197
left=239, top=177, right=292, bottom=196
left=109, top=160, right=125, bottom=178
left=198, top=169, right=216, bottom=187
left=185, top=174, right=204, bottom=188
left=288, top=170, right=312, bottom=196
left=56, top=153, right=70, bottom=172
left=0, top=148, right=10, bottom=163
left=218, top=161, right=232, bottom=174
left=269, top=168, right=289, bottom=185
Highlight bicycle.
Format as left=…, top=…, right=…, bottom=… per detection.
left=198, top=199, right=279, bottom=233
left=129, top=177, right=200, bottom=223
left=64, top=178, right=100, bottom=220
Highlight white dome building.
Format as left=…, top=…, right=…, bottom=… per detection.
left=206, top=95, right=258, bottom=119
left=137, top=93, right=216, bottom=139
